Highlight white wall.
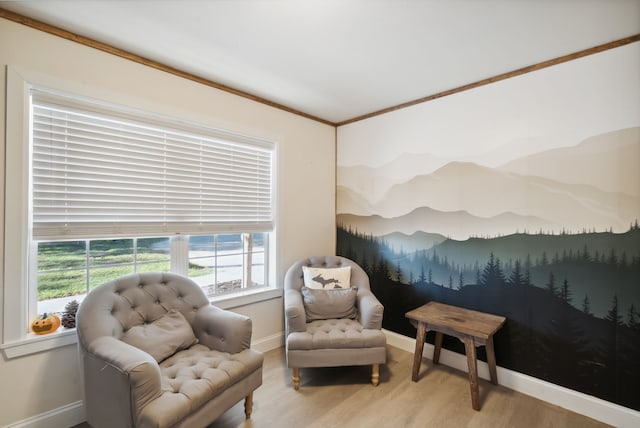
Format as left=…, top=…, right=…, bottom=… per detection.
left=0, top=18, right=336, bottom=427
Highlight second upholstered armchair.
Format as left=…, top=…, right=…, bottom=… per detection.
left=284, top=256, right=387, bottom=389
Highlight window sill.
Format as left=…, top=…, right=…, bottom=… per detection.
left=1, top=287, right=282, bottom=359
left=211, top=286, right=282, bottom=310
left=1, top=329, right=78, bottom=359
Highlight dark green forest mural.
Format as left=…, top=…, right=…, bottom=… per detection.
left=337, top=225, right=640, bottom=410
left=336, top=43, right=640, bottom=413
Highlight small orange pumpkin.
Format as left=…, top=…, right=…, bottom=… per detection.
left=31, top=312, right=61, bottom=335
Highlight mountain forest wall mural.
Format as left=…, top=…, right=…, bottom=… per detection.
left=336, top=42, right=640, bottom=411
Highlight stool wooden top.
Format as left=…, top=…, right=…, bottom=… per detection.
left=406, top=301, right=506, bottom=340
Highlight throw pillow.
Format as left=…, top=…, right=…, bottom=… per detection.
left=301, top=286, right=358, bottom=321
left=121, top=310, right=198, bottom=362
left=302, top=266, right=351, bottom=289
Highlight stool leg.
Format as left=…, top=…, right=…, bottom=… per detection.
left=412, top=322, right=427, bottom=381
left=464, top=337, right=480, bottom=410
left=372, top=364, right=380, bottom=386
left=293, top=368, right=300, bottom=390
left=433, top=331, right=443, bottom=364
left=486, top=336, right=498, bottom=385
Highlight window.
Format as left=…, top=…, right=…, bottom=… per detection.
left=3, top=68, right=277, bottom=356
left=36, top=233, right=268, bottom=315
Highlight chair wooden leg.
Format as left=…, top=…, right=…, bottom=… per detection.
left=293, top=367, right=300, bottom=390
left=371, top=364, right=380, bottom=386
left=244, top=391, right=253, bottom=418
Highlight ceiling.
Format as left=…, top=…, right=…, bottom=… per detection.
left=1, top=0, right=639, bottom=125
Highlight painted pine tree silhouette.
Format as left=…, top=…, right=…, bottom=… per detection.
left=545, top=272, right=559, bottom=297
left=560, top=279, right=572, bottom=303
left=595, top=295, right=623, bottom=401
left=480, top=252, right=506, bottom=287
left=508, top=259, right=525, bottom=287
left=582, top=294, right=592, bottom=316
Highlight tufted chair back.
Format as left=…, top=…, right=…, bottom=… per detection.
left=77, top=272, right=210, bottom=349
left=284, top=255, right=371, bottom=293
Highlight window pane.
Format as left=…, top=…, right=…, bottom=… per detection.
left=250, top=262, right=265, bottom=288
left=249, top=233, right=266, bottom=288
left=213, top=234, right=243, bottom=294
left=136, top=237, right=171, bottom=273
left=37, top=268, right=86, bottom=307
left=88, top=239, right=134, bottom=289
left=89, top=266, right=135, bottom=289
left=37, top=241, right=88, bottom=314
left=187, top=235, right=215, bottom=280
left=252, top=232, right=265, bottom=248
left=37, top=267, right=86, bottom=300
left=217, top=233, right=243, bottom=253
left=38, top=241, right=86, bottom=271
left=89, top=239, right=134, bottom=266
left=35, top=232, right=270, bottom=317
left=216, top=253, right=243, bottom=293
left=188, top=234, right=248, bottom=296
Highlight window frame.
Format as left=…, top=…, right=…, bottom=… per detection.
left=2, top=66, right=281, bottom=359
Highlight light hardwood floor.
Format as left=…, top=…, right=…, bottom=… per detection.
left=74, top=346, right=611, bottom=428
left=208, top=346, right=610, bottom=428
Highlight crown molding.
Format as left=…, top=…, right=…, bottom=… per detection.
left=336, top=34, right=640, bottom=127
left=0, top=8, right=335, bottom=127
left=2, top=8, right=639, bottom=129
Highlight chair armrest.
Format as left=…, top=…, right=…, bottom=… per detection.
left=84, top=336, right=161, bottom=424
left=192, top=305, right=252, bottom=354
left=357, top=290, right=384, bottom=330
left=284, top=288, right=307, bottom=333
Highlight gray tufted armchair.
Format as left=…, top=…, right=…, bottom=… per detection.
left=284, top=256, right=387, bottom=389
left=76, top=272, right=263, bottom=428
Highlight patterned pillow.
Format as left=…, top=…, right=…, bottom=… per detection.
left=302, top=266, right=351, bottom=290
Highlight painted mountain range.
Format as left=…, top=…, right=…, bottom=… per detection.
left=337, top=127, right=640, bottom=240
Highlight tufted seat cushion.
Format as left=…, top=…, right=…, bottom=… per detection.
left=287, top=319, right=386, bottom=351
left=138, top=344, right=263, bottom=428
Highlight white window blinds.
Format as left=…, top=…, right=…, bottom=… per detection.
left=30, top=90, right=274, bottom=240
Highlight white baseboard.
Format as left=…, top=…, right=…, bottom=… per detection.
left=4, top=400, right=85, bottom=428
left=252, top=331, right=284, bottom=352
left=11, top=329, right=639, bottom=428
left=383, top=328, right=640, bottom=428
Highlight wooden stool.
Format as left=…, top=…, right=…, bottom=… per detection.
left=406, top=301, right=506, bottom=410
